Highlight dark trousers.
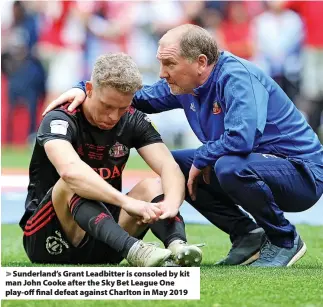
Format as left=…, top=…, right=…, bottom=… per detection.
left=172, top=149, right=258, bottom=243
left=172, top=149, right=323, bottom=248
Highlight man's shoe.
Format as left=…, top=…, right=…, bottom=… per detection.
left=216, top=228, right=266, bottom=265
left=250, top=234, right=307, bottom=267
left=127, top=241, right=172, bottom=267
left=168, top=240, right=203, bottom=266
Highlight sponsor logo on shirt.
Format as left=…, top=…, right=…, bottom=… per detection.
left=85, top=144, right=105, bottom=160
left=50, top=120, right=69, bottom=135
left=109, top=142, right=129, bottom=158
left=92, top=164, right=126, bottom=180
left=77, top=145, right=84, bottom=156
left=213, top=101, right=221, bottom=115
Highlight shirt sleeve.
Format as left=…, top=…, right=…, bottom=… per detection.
left=37, top=110, right=77, bottom=147
left=132, top=79, right=183, bottom=114
left=73, top=81, right=87, bottom=93
left=131, top=111, right=164, bottom=150
left=193, top=67, right=269, bottom=169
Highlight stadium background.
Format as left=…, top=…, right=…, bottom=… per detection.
left=1, top=2, right=323, bottom=306
left=1, top=0, right=322, bottom=225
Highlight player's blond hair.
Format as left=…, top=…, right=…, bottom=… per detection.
left=91, top=53, right=143, bottom=93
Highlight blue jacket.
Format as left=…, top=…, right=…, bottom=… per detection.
left=76, top=51, right=323, bottom=171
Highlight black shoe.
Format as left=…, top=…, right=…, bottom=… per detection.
left=215, top=228, right=266, bottom=265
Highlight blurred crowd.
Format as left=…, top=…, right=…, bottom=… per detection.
left=1, top=0, right=323, bottom=145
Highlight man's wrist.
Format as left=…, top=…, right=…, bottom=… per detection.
left=163, top=197, right=182, bottom=209
left=117, top=194, right=131, bottom=209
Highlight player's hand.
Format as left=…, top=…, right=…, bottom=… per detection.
left=122, top=199, right=162, bottom=224
left=42, top=88, right=86, bottom=116
left=158, top=200, right=179, bottom=219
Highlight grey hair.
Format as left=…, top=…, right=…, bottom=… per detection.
left=91, top=53, right=143, bottom=93
left=177, top=24, right=219, bottom=65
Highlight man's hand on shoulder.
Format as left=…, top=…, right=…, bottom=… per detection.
left=42, top=88, right=86, bottom=116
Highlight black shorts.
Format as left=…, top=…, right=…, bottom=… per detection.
left=22, top=188, right=124, bottom=265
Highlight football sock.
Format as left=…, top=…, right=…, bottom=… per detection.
left=69, top=195, right=137, bottom=257
left=149, top=194, right=187, bottom=247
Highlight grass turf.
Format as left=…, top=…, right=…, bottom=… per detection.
left=1, top=146, right=150, bottom=170
left=2, top=224, right=323, bottom=307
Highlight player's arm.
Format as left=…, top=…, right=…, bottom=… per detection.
left=45, top=139, right=160, bottom=222
left=44, top=139, right=131, bottom=208
left=39, top=112, right=129, bottom=207
left=133, top=112, right=185, bottom=218
left=138, top=143, right=185, bottom=218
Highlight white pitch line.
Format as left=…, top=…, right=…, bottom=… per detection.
left=1, top=175, right=29, bottom=188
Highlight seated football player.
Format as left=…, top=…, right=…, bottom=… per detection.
left=19, top=53, right=202, bottom=267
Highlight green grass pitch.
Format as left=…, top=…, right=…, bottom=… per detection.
left=1, top=146, right=150, bottom=170
left=2, top=224, right=323, bottom=307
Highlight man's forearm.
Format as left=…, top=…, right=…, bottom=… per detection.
left=60, top=160, right=130, bottom=207
left=160, top=162, right=185, bottom=208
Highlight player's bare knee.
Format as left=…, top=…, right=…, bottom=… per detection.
left=129, top=177, right=163, bottom=202
left=52, top=179, right=85, bottom=246
left=145, top=177, right=163, bottom=201
left=52, top=179, right=77, bottom=223
left=52, top=178, right=75, bottom=209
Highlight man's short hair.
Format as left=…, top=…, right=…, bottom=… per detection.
left=179, top=24, right=219, bottom=65
left=91, top=53, right=143, bottom=93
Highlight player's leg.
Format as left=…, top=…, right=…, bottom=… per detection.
left=172, top=149, right=265, bottom=265
left=122, top=177, right=202, bottom=266
left=22, top=188, right=74, bottom=264
left=22, top=181, right=132, bottom=264
left=51, top=179, right=171, bottom=266
left=215, top=153, right=323, bottom=267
